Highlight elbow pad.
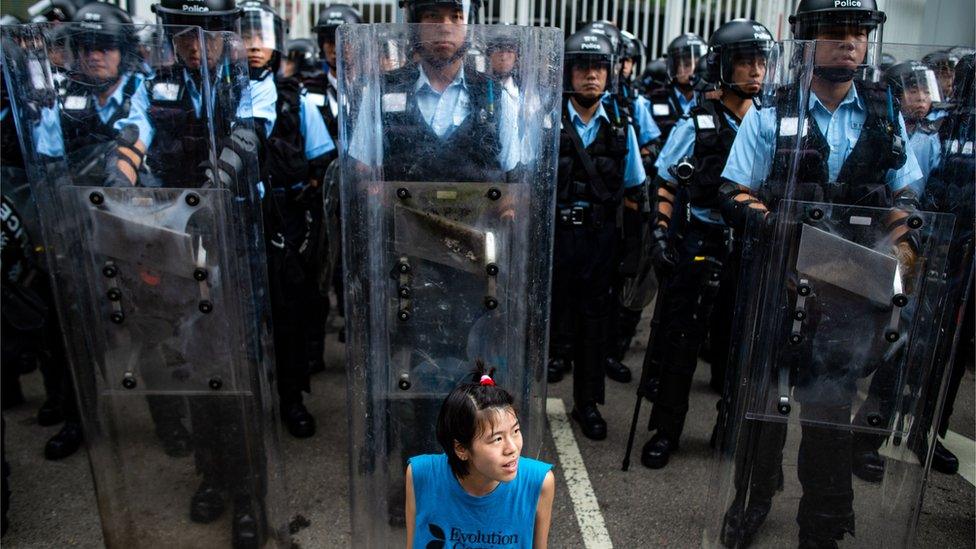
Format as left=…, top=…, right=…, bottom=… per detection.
left=207, top=127, right=260, bottom=189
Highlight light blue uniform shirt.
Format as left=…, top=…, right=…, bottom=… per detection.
left=349, top=63, right=521, bottom=171
left=35, top=71, right=148, bottom=157
left=621, top=89, right=662, bottom=147
left=722, top=84, right=923, bottom=193
left=674, top=87, right=697, bottom=115
left=565, top=98, right=646, bottom=191
left=297, top=88, right=335, bottom=160
left=656, top=110, right=739, bottom=225
left=116, top=68, right=277, bottom=150
left=906, top=128, right=941, bottom=195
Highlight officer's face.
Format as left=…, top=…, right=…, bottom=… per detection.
left=243, top=33, right=274, bottom=69
left=489, top=49, right=516, bottom=76
left=571, top=61, right=608, bottom=98
left=417, top=5, right=466, bottom=62
left=323, top=40, right=337, bottom=69
left=621, top=58, right=634, bottom=79
left=813, top=26, right=869, bottom=72
left=674, top=56, right=695, bottom=85
left=78, top=46, right=121, bottom=82
left=730, top=53, right=766, bottom=95
left=174, top=31, right=224, bottom=70
left=901, top=85, right=932, bottom=120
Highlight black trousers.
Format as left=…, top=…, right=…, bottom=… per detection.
left=647, top=220, right=731, bottom=439
left=549, top=220, right=619, bottom=407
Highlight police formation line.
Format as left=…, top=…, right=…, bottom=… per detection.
left=0, top=0, right=972, bottom=547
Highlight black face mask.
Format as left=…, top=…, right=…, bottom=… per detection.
left=572, top=92, right=601, bottom=108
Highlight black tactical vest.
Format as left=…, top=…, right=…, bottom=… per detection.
left=59, top=75, right=137, bottom=154
left=686, top=99, right=739, bottom=209
left=265, top=76, right=310, bottom=189
left=301, top=69, right=338, bottom=140
left=557, top=98, right=630, bottom=205
left=648, top=85, right=693, bottom=143
left=927, top=116, right=975, bottom=234
left=765, top=80, right=907, bottom=208
left=619, top=82, right=643, bottom=144
left=380, top=63, right=505, bottom=183
left=146, top=66, right=244, bottom=188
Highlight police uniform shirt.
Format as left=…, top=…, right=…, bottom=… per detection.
left=565, top=98, right=646, bottom=190
left=35, top=71, right=149, bottom=157
left=673, top=86, right=697, bottom=115
left=348, top=62, right=521, bottom=171
left=298, top=85, right=335, bottom=160
left=722, top=84, right=923, bottom=192
left=115, top=67, right=278, bottom=150
left=907, top=127, right=941, bottom=194
left=655, top=112, right=737, bottom=225
left=632, top=93, right=662, bottom=147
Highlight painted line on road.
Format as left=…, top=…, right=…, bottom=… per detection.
left=546, top=397, right=613, bottom=549
left=942, top=430, right=976, bottom=487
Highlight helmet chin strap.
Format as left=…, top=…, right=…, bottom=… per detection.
left=814, top=66, right=857, bottom=83
left=571, top=93, right=601, bottom=108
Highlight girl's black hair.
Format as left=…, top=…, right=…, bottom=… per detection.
left=435, top=360, right=515, bottom=479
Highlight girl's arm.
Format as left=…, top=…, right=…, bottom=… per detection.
left=533, top=470, right=556, bottom=548
left=405, top=464, right=416, bottom=549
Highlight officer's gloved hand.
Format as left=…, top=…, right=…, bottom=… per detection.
left=650, top=224, right=676, bottom=273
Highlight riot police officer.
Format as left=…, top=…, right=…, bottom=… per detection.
left=717, top=0, right=925, bottom=545
left=649, top=32, right=707, bottom=143
left=307, top=3, right=361, bottom=140
left=549, top=28, right=646, bottom=440
left=639, top=19, right=774, bottom=470
left=241, top=0, right=336, bottom=437
left=282, top=37, right=317, bottom=79
left=886, top=61, right=944, bottom=188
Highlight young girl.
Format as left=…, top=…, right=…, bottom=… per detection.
left=405, top=363, right=556, bottom=548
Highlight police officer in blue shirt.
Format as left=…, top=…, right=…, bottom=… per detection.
left=548, top=29, right=647, bottom=440
left=717, top=0, right=924, bottom=545
left=639, top=19, right=774, bottom=471
left=307, top=3, right=361, bottom=140
left=241, top=0, right=336, bottom=438
left=648, top=33, right=707, bottom=144
left=886, top=61, right=943, bottom=191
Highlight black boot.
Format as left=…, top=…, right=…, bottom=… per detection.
left=44, top=421, right=83, bottom=461
left=189, top=481, right=225, bottom=524
left=232, top=496, right=265, bottom=549
left=571, top=403, right=607, bottom=440
left=641, top=432, right=677, bottom=469
left=155, top=419, right=192, bottom=458
left=851, top=447, right=885, bottom=483
left=604, top=357, right=632, bottom=383
left=738, top=500, right=772, bottom=547
left=282, top=401, right=316, bottom=438
left=798, top=533, right=839, bottom=549
left=547, top=358, right=569, bottom=384
left=36, top=399, right=63, bottom=427
left=932, top=440, right=959, bottom=475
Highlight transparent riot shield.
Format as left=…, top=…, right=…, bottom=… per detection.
left=1, top=23, right=287, bottom=548
left=703, top=41, right=958, bottom=548
left=337, top=23, right=562, bottom=546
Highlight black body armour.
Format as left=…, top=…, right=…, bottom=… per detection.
left=557, top=97, right=630, bottom=206
left=927, top=116, right=975, bottom=236
left=58, top=76, right=138, bottom=156
left=380, top=63, right=505, bottom=183
left=648, top=85, right=690, bottom=143
left=0, top=112, right=24, bottom=170
left=765, top=80, right=907, bottom=208
left=265, top=76, right=310, bottom=190
left=301, top=69, right=338, bottom=140
left=146, top=66, right=246, bottom=188
left=685, top=99, right=739, bottom=209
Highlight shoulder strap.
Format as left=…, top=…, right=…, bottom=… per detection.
left=561, top=107, right=623, bottom=203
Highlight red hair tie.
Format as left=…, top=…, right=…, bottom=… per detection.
left=480, top=374, right=495, bottom=386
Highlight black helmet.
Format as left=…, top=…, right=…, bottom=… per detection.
left=950, top=53, right=974, bottom=113
left=706, top=19, right=773, bottom=97
left=880, top=52, right=896, bottom=72
left=885, top=60, right=944, bottom=107
left=152, top=0, right=242, bottom=32
left=71, top=2, right=136, bottom=53
left=241, top=1, right=284, bottom=52
left=313, top=3, right=362, bottom=44
left=564, top=28, right=615, bottom=94
left=286, top=37, right=317, bottom=72
left=579, top=20, right=622, bottom=56
left=789, top=0, right=886, bottom=41
left=620, top=30, right=644, bottom=65
left=485, top=23, right=518, bottom=55
left=399, top=0, right=481, bottom=25
left=665, top=32, right=706, bottom=82
left=28, top=0, right=83, bottom=23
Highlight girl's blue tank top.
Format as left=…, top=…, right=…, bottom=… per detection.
left=408, top=453, right=552, bottom=549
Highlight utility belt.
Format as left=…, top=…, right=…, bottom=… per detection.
left=556, top=202, right=616, bottom=229
left=686, top=216, right=733, bottom=246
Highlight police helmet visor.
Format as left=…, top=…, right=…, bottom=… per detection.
left=720, top=41, right=772, bottom=90
left=241, top=9, right=283, bottom=52
left=895, top=67, right=943, bottom=119
left=565, top=53, right=611, bottom=94
left=667, top=43, right=706, bottom=81
left=796, top=12, right=883, bottom=41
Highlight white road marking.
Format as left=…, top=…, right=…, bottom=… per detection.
left=546, top=397, right=613, bottom=549
left=941, top=431, right=976, bottom=487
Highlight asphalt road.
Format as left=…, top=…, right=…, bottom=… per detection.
left=2, top=305, right=973, bottom=548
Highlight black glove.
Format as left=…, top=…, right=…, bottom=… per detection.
left=650, top=224, right=676, bottom=272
